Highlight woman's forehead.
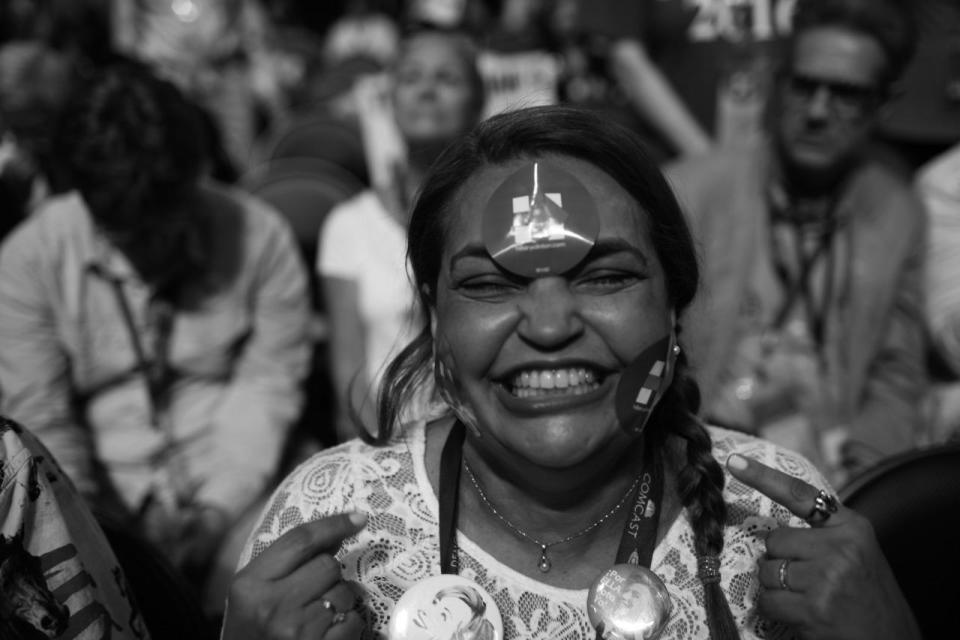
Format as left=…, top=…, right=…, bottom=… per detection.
left=398, top=32, right=469, bottom=69
left=445, top=155, right=650, bottom=253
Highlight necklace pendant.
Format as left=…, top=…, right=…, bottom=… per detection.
left=538, top=545, right=551, bottom=573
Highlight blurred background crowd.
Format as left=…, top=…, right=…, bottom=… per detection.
left=0, top=0, right=959, bottom=637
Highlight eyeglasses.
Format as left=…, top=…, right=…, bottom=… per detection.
left=781, top=72, right=883, bottom=119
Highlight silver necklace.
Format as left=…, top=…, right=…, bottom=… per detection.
left=463, top=462, right=640, bottom=573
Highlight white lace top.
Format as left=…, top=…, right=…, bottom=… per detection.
left=240, top=421, right=827, bottom=639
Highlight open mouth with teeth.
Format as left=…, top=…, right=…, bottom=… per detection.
left=508, top=368, right=602, bottom=398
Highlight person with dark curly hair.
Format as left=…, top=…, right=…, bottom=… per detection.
left=0, top=62, right=311, bottom=583
left=222, top=105, right=919, bottom=640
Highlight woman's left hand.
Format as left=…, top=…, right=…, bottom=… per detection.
left=726, top=454, right=921, bottom=640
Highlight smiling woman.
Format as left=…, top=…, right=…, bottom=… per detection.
left=318, top=28, right=485, bottom=443
left=224, top=106, right=922, bottom=640
left=427, top=155, right=672, bottom=472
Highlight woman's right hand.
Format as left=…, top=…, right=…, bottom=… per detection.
left=222, top=512, right=368, bottom=639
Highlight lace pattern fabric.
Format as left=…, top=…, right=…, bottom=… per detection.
left=241, top=421, right=825, bottom=639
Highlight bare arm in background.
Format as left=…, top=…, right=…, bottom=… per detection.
left=609, top=39, right=711, bottom=157
left=322, top=275, right=376, bottom=443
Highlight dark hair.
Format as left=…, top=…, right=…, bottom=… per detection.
left=790, top=0, right=917, bottom=90
left=0, top=0, right=115, bottom=67
left=377, top=105, right=738, bottom=639
left=54, top=61, right=207, bottom=228
left=52, top=62, right=212, bottom=299
left=0, top=41, right=78, bottom=169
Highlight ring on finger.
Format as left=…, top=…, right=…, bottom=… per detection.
left=805, top=489, right=839, bottom=525
left=778, top=558, right=792, bottom=591
left=321, top=594, right=354, bottom=625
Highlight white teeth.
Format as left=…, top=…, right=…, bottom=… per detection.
left=541, top=371, right=555, bottom=389
left=512, top=381, right=601, bottom=398
left=555, top=369, right=569, bottom=389
left=509, top=367, right=601, bottom=397
left=512, top=368, right=595, bottom=388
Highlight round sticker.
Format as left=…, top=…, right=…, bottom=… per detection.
left=482, top=160, right=599, bottom=277
left=614, top=334, right=677, bottom=435
left=588, top=564, right=673, bottom=640
left=389, top=574, right=503, bottom=640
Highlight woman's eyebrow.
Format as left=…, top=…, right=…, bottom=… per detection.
left=584, top=238, right=650, bottom=267
left=448, top=243, right=491, bottom=271
left=449, top=239, right=649, bottom=272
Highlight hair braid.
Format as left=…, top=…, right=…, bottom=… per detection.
left=664, top=357, right=739, bottom=640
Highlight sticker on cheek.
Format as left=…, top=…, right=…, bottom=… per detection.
left=615, top=334, right=680, bottom=435
left=482, top=161, right=599, bottom=277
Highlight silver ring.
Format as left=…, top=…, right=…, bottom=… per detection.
left=805, top=489, right=839, bottom=525
left=321, top=598, right=335, bottom=611
left=778, top=558, right=792, bottom=591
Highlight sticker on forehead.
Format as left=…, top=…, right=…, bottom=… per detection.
left=482, top=160, right=599, bottom=277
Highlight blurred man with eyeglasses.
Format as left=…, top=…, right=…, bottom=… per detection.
left=666, top=0, right=925, bottom=486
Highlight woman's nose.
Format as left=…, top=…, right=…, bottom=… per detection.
left=410, top=77, right=439, bottom=100
left=516, top=278, right=584, bottom=349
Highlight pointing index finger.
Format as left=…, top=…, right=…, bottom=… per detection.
left=726, top=454, right=834, bottom=525
left=253, top=512, right=368, bottom=581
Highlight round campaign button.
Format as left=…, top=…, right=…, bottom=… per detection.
left=389, top=574, right=503, bottom=640
left=482, top=160, right=599, bottom=278
left=588, top=564, right=672, bottom=640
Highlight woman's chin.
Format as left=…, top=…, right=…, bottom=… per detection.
left=514, top=431, right=629, bottom=472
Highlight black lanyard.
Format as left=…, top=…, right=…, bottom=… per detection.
left=768, top=193, right=842, bottom=350
left=437, top=420, right=664, bottom=575
left=89, top=265, right=175, bottom=429
left=771, top=225, right=836, bottom=348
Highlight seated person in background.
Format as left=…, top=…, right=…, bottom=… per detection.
left=0, top=63, right=312, bottom=585
left=1, top=415, right=149, bottom=639
left=0, top=40, right=79, bottom=239
left=319, top=28, right=484, bottom=442
left=666, top=0, right=926, bottom=486
left=916, top=141, right=960, bottom=443
left=223, top=106, right=920, bottom=640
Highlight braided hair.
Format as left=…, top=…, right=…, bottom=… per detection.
left=378, top=106, right=738, bottom=638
